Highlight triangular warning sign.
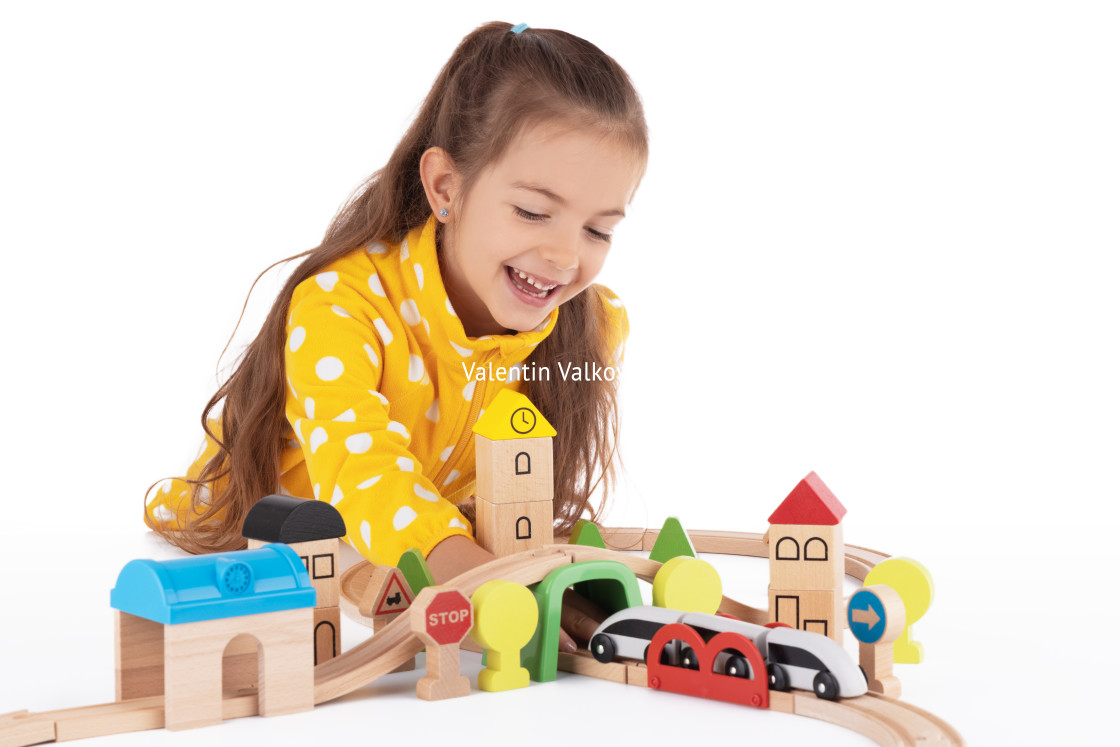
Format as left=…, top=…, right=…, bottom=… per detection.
left=374, top=569, right=413, bottom=617
left=359, top=565, right=416, bottom=620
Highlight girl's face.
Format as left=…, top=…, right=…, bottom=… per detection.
left=440, top=121, right=641, bottom=338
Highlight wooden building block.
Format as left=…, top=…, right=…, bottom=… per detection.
left=115, top=611, right=164, bottom=700
left=769, top=588, right=844, bottom=643
left=474, top=434, right=554, bottom=504
left=768, top=523, right=845, bottom=591
left=768, top=471, right=847, bottom=526
left=163, top=608, right=313, bottom=731
left=475, top=497, right=554, bottom=557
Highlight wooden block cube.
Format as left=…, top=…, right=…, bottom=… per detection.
left=475, top=497, right=554, bottom=557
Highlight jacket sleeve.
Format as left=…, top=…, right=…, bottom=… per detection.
left=285, top=270, right=472, bottom=565
left=594, top=284, right=630, bottom=367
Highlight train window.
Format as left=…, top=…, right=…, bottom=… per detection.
left=604, top=618, right=668, bottom=641
left=768, top=642, right=827, bottom=673
left=687, top=625, right=720, bottom=644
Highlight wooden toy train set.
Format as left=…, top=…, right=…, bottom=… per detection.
left=0, top=391, right=965, bottom=747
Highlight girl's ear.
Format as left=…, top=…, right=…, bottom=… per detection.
left=419, top=147, right=462, bottom=223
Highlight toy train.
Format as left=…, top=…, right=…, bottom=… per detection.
left=588, top=605, right=867, bottom=701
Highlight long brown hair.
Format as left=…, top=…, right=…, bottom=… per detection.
left=148, top=21, right=648, bottom=554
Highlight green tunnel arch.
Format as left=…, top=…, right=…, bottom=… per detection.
left=521, top=559, right=643, bottom=682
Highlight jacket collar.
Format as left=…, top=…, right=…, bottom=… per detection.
left=400, top=216, right=558, bottom=363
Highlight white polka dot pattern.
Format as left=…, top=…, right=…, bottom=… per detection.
left=368, top=274, right=386, bottom=297
left=316, top=357, right=344, bottom=381
left=316, top=272, right=339, bottom=292
left=346, top=433, right=373, bottom=453
left=394, top=506, right=418, bottom=530
left=400, top=299, right=421, bottom=325
left=289, top=327, right=306, bottom=352
left=408, top=354, right=425, bottom=383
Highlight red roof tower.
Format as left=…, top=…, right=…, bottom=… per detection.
left=768, top=471, right=847, bottom=526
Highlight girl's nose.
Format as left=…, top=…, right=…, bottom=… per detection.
left=539, top=233, right=579, bottom=272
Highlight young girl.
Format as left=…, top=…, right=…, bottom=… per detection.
left=146, top=21, right=646, bottom=643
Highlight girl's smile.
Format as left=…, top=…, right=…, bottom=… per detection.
left=431, top=121, right=642, bottom=337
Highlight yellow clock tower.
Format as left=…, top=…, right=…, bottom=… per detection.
left=471, top=390, right=556, bottom=556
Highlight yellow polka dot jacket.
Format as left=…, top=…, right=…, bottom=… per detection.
left=149, top=216, right=627, bottom=565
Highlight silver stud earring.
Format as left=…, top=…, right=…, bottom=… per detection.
left=439, top=208, right=449, bottom=218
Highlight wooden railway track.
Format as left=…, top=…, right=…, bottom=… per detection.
left=788, top=692, right=967, bottom=746
left=1, top=529, right=961, bottom=747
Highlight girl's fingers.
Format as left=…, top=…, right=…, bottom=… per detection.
left=560, top=588, right=608, bottom=647
left=558, top=626, right=579, bottom=654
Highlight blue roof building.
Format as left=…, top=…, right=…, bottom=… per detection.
left=110, top=544, right=316, bottom=625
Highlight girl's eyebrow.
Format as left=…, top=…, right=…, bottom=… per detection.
left=512, top=181, right=626, bottom=218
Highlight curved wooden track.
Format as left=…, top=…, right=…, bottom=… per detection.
left=786, top=692, right=967, bottom=746
left=0, top=530, right=961, bottom=747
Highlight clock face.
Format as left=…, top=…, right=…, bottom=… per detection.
left=510, top=407, right=536, bottom=434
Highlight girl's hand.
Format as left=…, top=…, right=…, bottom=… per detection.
left=557, top=588, right=607, bottom=653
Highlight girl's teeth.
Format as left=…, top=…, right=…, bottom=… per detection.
left=515, top=270, right=556, bottom=290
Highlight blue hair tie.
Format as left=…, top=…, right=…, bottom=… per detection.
left=511, top=23, right=530, bottom=34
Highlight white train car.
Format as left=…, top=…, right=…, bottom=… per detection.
left=589, top=605, right=867, bottom=701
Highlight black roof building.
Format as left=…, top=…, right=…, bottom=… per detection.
left=242, top=494, right=347, bottom=544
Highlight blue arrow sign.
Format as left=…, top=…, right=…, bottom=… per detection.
left=847, top=589, right=889, bottom=644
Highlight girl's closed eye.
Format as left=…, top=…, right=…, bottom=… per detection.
left=514, top=206, right=547, bottom=221
left=585, top=226, right=612, bottom=243
left=515, top=205, right=612, bottom=243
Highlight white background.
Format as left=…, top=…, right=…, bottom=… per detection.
left=1, top=1, right=1117, bottom=745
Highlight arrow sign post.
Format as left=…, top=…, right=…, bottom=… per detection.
left=847, top=584, right=906, bottom=698
left=848, top=589, right=891, bottom=644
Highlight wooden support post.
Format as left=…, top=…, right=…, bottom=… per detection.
left=410, top=586, right=473, bottom=701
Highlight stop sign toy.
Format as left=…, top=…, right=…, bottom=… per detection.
left=422, top=590, right=473, bottom=644
left=409, top=586, right=473, bottom=700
